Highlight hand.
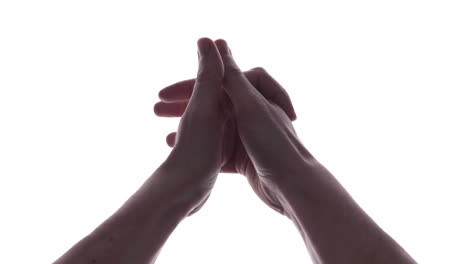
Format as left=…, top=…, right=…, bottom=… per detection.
left=154, top=38, right=226, bottom=216
left=155, top=39, right=315, bottom=215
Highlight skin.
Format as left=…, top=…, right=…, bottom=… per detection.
left=53, top=38, right=225, bottom=264
left=53, top=38, right=417, bottom=264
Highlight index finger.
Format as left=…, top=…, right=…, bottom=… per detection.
left=248, top=67, right=297, bottom=121
left=158, top=78, right=196, bottom=102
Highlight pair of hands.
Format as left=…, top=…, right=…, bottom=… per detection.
left=53, top=37, right=417, bottom=264
left=154, top=38, right=316, bottom=216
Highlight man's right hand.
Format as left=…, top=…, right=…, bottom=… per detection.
left=213, top=39, right=320, bottom=215
left=156, top=38, right=417, bottom=264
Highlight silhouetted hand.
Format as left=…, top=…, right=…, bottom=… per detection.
left=155, top=39, right=314, bottom=215
left=154, top=38, right=227, bottom=216
left=55, top=38, right=416, bottom=264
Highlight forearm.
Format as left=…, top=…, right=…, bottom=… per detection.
left=276, top=162, right=416, bottom=264
left=53, top=162, right=196, bottom=264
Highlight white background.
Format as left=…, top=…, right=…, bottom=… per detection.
left=0, top=0, right=467, bottom=263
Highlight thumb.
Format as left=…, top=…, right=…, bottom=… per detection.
left=185, top=37, right=224, bottom=114
left=214, top=39, right=267, bottom=116
left=172, top=38, right=225, bottom=169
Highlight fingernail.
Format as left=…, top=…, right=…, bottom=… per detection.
left=197, top=38, right=211, bottom=57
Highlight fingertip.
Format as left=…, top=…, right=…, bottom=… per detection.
left=287, top=99, right=298, bottom=121
left=290, top=111, right=297, bottom=121
left=197, top=37, right=213, bottom=56
left=153, top=102, right=162, bottom=115
left=198, top=37, right=213, bottom=46
left=214, top=39, right=230, bottom=55
left=158, top=89, right=165, bottom=100
left=214, top=38, right=226, bottom=45
left=286, top=101, right=298, bottom=121
left=166, top=132, right=176, bottom=147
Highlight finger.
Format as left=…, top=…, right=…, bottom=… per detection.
left=158, top=78, right=195, bottom=102
left=214, top=39, right=266, bottom=115
left=158, top=69, right=297, bottom=121
left=154, top=101, right=188, bottom=117
left=185, top=37, right=224, bottom=114
left=248, top=67, right=297, bottom=121
left=166, top=132, right=176, bottom=147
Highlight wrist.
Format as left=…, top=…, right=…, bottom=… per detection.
left=271, top=159, right=329, bottom=216
left=153, top=159, right=213, bottom=215
left=267, top=155, right=321, bottom=190
left=166, top=145, right=222, bottom=176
